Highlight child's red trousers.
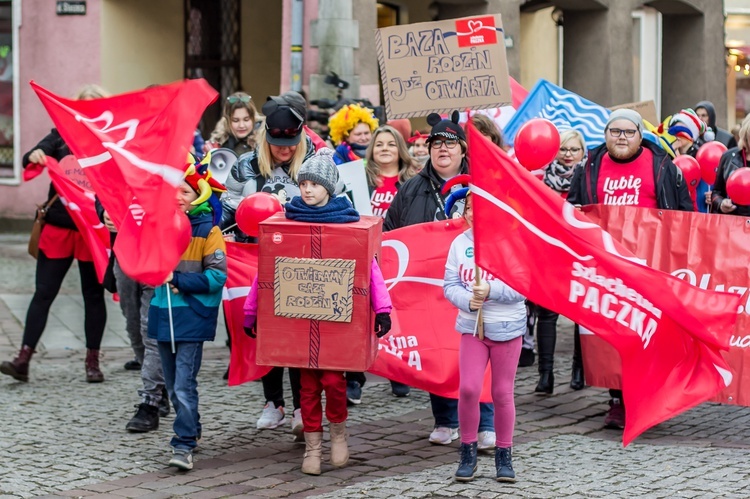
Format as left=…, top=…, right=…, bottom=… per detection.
left=300, top=369, right=348, bottom=433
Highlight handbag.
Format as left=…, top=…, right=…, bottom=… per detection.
left=28, top=194, right=59, bottom=259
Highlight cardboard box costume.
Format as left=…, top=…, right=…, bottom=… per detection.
left=256, top=213, right=383, bottom=371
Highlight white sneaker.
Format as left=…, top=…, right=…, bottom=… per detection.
left=256, top=402, right=285, bottom=429
left=429, top=427, right=459, bottom=445
left=291, top=408, right=304, bottom=442
left=477, top=431, right=496, bottom=451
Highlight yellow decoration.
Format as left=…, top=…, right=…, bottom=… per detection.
left=328, top=103, right=379, bottom=145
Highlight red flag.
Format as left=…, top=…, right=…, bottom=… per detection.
left=30, top=80, right=218, bottom=286
left=45, top=156, right=111, bottom=282
left=224, top=242, right=272, bottom=386
left=369, top=219, right=493, bottom=402
left=467, top=123, right=741, bottom=445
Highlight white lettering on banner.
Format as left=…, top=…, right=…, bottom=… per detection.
left=378, top=335, right=422, bottom=371
left=382, top=239, right=445, bottom=291
left=569, top=279, right=658, bottom=349
left=730, top=335, right=750, bottom=348
left=672, top=269, right=750, bottom=315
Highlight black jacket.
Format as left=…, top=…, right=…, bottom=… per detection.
left=711, top=147, right=750, bottom=216
left=23, top=129, right=77, bottom=230
left=567, top=140, right=694, bottom=211
left=383, top=159, right=468, bottom=231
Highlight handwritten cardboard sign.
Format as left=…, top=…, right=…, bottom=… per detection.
left=375, top=14, right=512, bottom=119
left=274, top=257, right=356, bottom=322
left=609, top=100, right=659, bottom=126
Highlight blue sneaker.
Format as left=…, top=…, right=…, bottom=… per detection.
left=346, top=380, right=362, bottom=405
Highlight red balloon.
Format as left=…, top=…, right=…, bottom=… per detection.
left=514, top=118, right=561, bottom=171
left=695, top=141, right=727, bottom=184
left=726, top=168, right=750, bottom=206
left=673, top=155, right=701, bottom=190
left=236, top=192, right=284, bottom=237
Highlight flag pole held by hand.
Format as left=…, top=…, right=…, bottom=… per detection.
left=475, top=264, right=484, bottom=340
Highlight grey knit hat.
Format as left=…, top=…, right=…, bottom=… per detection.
left=606, top=109, right=643, bottom=135
left=297, top=148, right=339, bottom=196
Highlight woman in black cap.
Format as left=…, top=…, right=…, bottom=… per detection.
left=384, top=112, right=496, bottom=450
left=220, top=91, right=316, bottom=441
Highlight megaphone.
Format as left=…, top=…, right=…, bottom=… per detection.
left=208, top=148, right=238, bottom=185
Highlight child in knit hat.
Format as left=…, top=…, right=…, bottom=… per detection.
left=243, top=148, right=393, bottom=475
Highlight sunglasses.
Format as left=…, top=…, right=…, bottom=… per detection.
left=227, top=95, right=251, bottom=104
left=265, top=107, right=305, bottom=138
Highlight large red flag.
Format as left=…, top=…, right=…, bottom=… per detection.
left=30, top=80, right=218, bottom=286
left=467, top=123, right=741, bottom=445
left=45, top=156, right=111, bottom=282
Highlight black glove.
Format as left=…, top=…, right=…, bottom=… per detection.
left=374, top=313, right=391, bottom=338
left=244, top=320, right=257, bottom=338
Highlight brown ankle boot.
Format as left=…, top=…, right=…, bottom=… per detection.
left=301, top=432, right=323, bottom=475
left=85, top=349, right=104, bottom=383
left=0, top=346, right=34, bottom=382
left=329, top=421, right=349, bottom=467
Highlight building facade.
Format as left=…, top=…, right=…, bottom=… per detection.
left=0, top=0, right=728, bottom=220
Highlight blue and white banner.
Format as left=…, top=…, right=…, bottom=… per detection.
left=504, top=79, right=610, bottom=149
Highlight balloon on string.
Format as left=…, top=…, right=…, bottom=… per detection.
left=673, top=155, right=701, bottom=191
left=726, top=168, right=750, bottom=206
left=695, top=141, right=727, bottom=184
left=236, top=193, right=284, bottom=237
left=513, top=119, right=561, bottom=171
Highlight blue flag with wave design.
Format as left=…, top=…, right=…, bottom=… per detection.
left=503, top=79, right=610, bottom=149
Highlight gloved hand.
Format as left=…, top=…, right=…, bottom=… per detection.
left=374, top=312, right=391, bottom=338
left=244, top=317, right=257, bottom=338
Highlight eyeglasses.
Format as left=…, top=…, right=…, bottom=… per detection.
left=430, top=139, right=459, bottom=149
left=227, top=95, right=251, bottom=104
left=608, top=128, right=638, bottom=138
left=559, top=147, right=582, bottom=155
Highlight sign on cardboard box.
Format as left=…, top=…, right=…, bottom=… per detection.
left=609, top=100, right=658, bottom=126
left=375, top=15, right=512, bottom=119
left=274, top=257, right=356, bottom=322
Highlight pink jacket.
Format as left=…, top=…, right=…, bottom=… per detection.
left=244, top=258, right=392, bottom=327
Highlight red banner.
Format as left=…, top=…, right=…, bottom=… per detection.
left=45, top=156, right=111, bottom=282
left=31, top=80, right=218, bottom=286
left=225, top=223, right=494, bottom=401
left=466, top=123, right=740, bottom=445
left=581, top=205, right=750, bottom=406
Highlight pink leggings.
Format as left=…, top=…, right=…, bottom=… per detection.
left=458, top=334, right=522, bottom=447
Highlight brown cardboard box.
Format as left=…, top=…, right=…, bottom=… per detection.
left=256, top=213, right=382, bottom=371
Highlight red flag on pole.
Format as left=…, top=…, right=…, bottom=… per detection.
left=45, top=156, right=111, bottom=282
left=466, top=123, right=741, bottom=445
left=30, top=80, right=218, bottom=286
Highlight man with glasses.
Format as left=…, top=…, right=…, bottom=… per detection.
left=567, top=108, right=693, bottom=431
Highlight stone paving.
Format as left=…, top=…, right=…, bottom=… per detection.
left=1, top=233, right=750, bottom=498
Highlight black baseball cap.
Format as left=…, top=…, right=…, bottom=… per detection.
left=262, top=93, right=306, bottom=146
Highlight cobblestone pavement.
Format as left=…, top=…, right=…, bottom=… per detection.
left=1, top=233, right=750, bottom=498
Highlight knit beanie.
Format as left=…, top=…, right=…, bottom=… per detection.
left=606, top=109, right=643, bottom=135
left=297, top=148, right=339, bottom=196
left=668, top=109, right=706, bottom=142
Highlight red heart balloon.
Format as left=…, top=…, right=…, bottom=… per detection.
left=673, top=155, right=701, bottom=190
left=236, top=192, right=284, bottom=237
left=726, top=168, right=750, bottom=206
left=513, top=118, right=561, bottom=171
left=695, top=141, right=727, bottom=184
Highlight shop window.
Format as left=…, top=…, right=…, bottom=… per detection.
left=0, top=0, right=13, bottom=181
left=184, top=0, right=241, bottom=136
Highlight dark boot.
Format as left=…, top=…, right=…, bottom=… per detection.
left=0, top=346, right=34, bottom=382
left=454, top=442, right=478, bottom=482
left=535, top=307, right=557, bottom=394
left=495, top=447, right=516, bottom=482
left=570, top=325, right=585, bottom=390
left=158, top=386, right=171, bottom=417
left=535, top=371, right=554, bottom=394
left=126, top=403, right=159, bottom=432
left=85, top=349, right=104, bottom=383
